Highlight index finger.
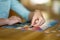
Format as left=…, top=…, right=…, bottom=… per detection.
left=31, top=17, right=36, bottom=26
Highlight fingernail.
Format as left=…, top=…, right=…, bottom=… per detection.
left=29, top=26, right=34, bottom=28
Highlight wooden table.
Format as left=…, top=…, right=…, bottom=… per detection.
left=0, top=24, right=60, bottom=40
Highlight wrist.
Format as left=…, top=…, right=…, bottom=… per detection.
left=28, top=12, right=34, bottom=21
left=6, top=19, right=9, bottom=25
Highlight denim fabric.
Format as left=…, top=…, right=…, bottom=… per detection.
left=0, top=0, right=30, bottom=20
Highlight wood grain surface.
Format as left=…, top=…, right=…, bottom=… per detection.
left=0, top=23, right=60, bottom=40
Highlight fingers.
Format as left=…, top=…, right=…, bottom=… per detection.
left=31, top=10, right=45, bottom=27
left=38, top=17, right=45, bottom=26
left=9, top=16, right=22, bottom=22
left=33, top=17, right=42, bottom=27
left=8, top=19, right=21, bottom=25
left=31, top=17, right=36, bottom=26
left=34, top=17, right=45, bottom=27
left=8, top=16, right=22, bottom=25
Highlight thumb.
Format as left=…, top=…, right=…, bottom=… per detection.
left=31, top=18, right=36, bottom=26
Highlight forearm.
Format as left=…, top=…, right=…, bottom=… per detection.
left=0, top=19, right=8, bottom=26
left=11, top=0, right=30, bottom=21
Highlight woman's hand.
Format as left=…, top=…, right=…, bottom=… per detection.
left=8, top=16, right=22, bottom=25
left=31, top=10, right=45, bottom=27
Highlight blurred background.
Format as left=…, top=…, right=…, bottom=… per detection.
left=9, top=0, right=60, bottom=21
